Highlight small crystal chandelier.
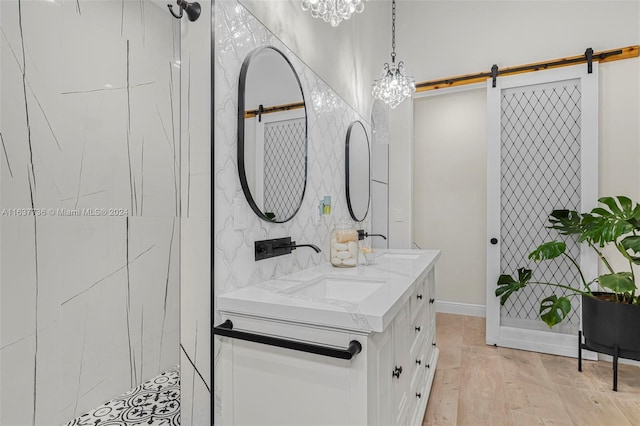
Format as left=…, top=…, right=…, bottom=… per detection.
left=372, top=0, right=415, bottom=108
left=301, top=0, right=367, bottom=27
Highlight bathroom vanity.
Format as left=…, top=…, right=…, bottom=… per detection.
left=216, top=249, right=440, bottom=426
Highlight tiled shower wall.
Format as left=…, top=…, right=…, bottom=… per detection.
left=212, top=0, right=371, bottom=423
left=0, top=1, right=180, bottom=424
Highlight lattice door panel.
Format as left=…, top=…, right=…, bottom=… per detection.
left=263, top=118, right=306, bottom=221
left=500, top=81, right=582, bottom=331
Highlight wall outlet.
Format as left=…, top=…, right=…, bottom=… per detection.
left=393, top=208, right=404, bottom=222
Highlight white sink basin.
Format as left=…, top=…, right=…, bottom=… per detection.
left=379, top=253, right=421, bottom=260
left=282, top=276, right=386, bottom=303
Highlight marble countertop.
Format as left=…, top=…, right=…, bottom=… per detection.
left=217, top=249, right=441, bottom=333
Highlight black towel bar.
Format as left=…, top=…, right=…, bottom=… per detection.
left=213, top=319, right=362, bottom=360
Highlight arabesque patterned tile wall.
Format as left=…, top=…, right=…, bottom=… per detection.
left=212, top=0, right=373, bottom=423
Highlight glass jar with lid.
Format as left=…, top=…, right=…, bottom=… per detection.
left=330, top=219, right=359, bottom=267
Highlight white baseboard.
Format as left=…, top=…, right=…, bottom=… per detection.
left=435, top=301, right=486, bottom=318
left=597, top=354, right=640, bottom=367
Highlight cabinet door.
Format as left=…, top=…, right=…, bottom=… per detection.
left=372, top=325, right=395, bottom=426
left=393, top=305, right=410, bottom=425
left=221, top=315, right=368, bottom=426
left=427, top=268, right=436, bottom=326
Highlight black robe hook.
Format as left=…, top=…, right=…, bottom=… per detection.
left=168, top=0, right=201, bottom=22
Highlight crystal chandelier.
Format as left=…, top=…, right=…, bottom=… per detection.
left=301, top=0, right=367, bottom=27
left=372, top=0, right=415, bottom=108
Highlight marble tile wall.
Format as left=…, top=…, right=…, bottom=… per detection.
left=0, top=1, right=180, bottom=424
left=212, top=0, right=372, bottom=424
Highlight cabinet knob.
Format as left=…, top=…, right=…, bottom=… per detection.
left=392, top=366, right=403, bottom=379
left=426, top=364, right=430, bottom=369
left=417, top=294, right=423, bottom=300
left=429, top=298, right=435, bottom=304
left=415, top=326, right=421, bottom=332
left=416, top=392, right=422, bottom=399
left=432, top=342, right=436, bottom=347
left=416, top=359, right=421, bottom=365
left=490, top=238, right=498, bottom=245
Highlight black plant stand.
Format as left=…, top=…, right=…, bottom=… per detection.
left=578, top=330, right=620, bottom=391
left=579, top=295, right=640, bottom=392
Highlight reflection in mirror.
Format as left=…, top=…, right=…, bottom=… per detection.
left=238, top=46, right=307, bottom=223
left=345, top=121, right=371, bottom=222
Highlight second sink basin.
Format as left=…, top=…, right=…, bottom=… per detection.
left=282, top=276, right=386, bottom=303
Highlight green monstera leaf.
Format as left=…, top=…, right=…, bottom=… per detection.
left=539, top=295, right=571, bottom=328
left=496, top=268, right=532, bottom=305
left=598, top=272, right=636, bottom=293
left=528, top=241, right=566, bottom=262
left=621, top=236, right=640, bottom=253
left=619, top=236, right=640, bottom=265
left=580, top=214, right=633, bottom=247
left=579, top=197, right=640, bottom=247
left=548, top=210, right=583, bottom=236
left=599, top=196, right=636, bottom=217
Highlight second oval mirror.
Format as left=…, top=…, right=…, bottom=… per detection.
left=238, top=46, right=307, bottom=223
left=345, top=121, right=370, bottom=222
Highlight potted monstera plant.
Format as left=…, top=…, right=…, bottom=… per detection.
left=496, top=196, right=640, bottom=391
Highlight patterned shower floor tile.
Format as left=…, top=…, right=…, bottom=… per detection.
left=65, top=369, right=180, bottom=426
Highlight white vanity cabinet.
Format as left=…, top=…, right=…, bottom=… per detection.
left=369, top=268, right=438, bottom=426
left=216, top=250, right=440, bottom=426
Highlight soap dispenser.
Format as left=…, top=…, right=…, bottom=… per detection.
left=330, top=219, right=359, bottom=267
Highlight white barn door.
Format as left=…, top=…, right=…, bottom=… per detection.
left=486, top=64, right=599, bottom=357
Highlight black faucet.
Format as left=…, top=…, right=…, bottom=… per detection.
left=357, top=230, right=387, bottom=241
left=276, top=241, right=322, bottom=253
left=255, top=237, right=321, bottom=261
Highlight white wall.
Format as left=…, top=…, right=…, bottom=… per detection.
left=388, top=100, right=414, bottom=248
left=413, top=89, right=487, bottom=306
left=390, top=1, right=640, bottom=307
left=399, top=1, right=640, bottom=83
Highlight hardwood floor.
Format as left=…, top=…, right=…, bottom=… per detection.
left=423, top=313, right=640, bottom=425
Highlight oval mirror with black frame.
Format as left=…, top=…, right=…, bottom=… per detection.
left=237, top=46, right=308, bottom=223
left=345, top=120, right=371, bottom=222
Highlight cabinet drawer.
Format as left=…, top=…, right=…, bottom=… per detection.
left=408, top=351, right=427, bottom=426
left=409, top=277, right=426, bottom=322
left=429, top=323, right=436, bottom=350
left=421, top=326, right=436, bottom=367
left=410, top=352, right=426, bottom=394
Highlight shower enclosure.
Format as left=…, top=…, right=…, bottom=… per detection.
left=0, top=1, right=184, bottom=424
